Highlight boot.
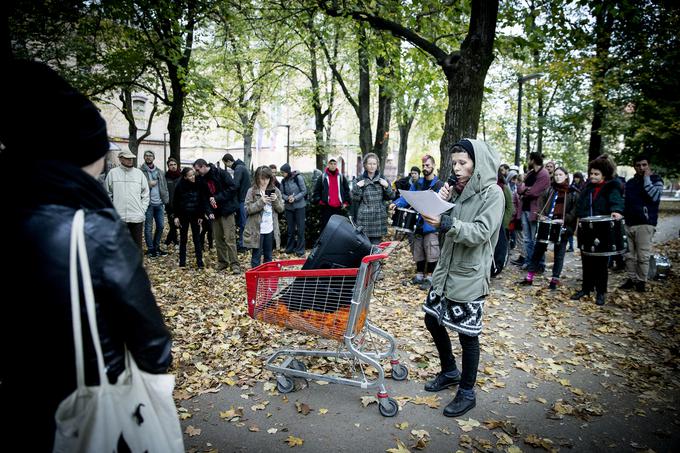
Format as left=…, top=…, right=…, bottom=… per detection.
left=443, top=388, right=476, bottom=417
left=548, top=278, right=559, bottom=291
left=570, top=290, right=590, bottom=300
left=635, top=281, right=646, bottom=292
left=619, top=278, right=635, bottom=290
left=596, top=292, right=606, bottom=306
left=424, top=370, right=461, bottom=392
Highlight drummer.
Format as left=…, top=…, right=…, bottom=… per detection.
left=389, top=154, right=444, bottom=290
left=570, top=155, right=624, bottom=306
left=517, top=167, right=578, bottom=289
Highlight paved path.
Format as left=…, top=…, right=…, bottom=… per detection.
left=180, top=215, right=680, bottom=453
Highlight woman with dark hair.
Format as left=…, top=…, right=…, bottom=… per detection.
left=173, top=166, right=205, bottom=268
left=244, top=166, right=285, bottom=267
left=570, top=155, right=624, bottom=305
left=518, top=167, right=578, bottom=289
left=420, top=139, right=504, bottom=418
left=351, top=152, right=394, bottom=244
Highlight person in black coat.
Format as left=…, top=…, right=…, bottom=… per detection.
left=0, top=61, right=172, bottom=452
left=223, top=153, right=251, bottom=251
left=173, top=167, right=205, bottom=268
left=570, top=155, right=624, bottom=306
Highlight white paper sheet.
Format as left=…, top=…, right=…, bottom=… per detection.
left=399, top=190, right=454, bottom=218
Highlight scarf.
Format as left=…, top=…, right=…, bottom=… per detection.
left=551, top=181, right=570, bottom=219
left=592, top=180, right=606, bottom=200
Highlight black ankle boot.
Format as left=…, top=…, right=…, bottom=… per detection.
left=570, top=290, right=590, bottom=300
left=424, top=370, right=461, bottom=392
left=443, top=389, right=476, bottom=417
left=619, top=279, right=635, bottom=290
left=596, top=292, right=606, bottom=306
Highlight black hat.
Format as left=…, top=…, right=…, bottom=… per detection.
left=452, top=139, right=475, bottom=164
left=280, top=163, right=291, bottom=173
left=0, top=60, right=109, bottom=167
left=410, top=166, right=420, bottom=173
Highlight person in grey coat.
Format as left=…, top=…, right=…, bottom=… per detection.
left=280, top=163, right=307, bottom=256
left=351, top=153, right=394, bottom=244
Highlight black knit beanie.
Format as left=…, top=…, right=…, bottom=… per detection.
left=280, top=163, right=291, bottom=173
left=0, top=60, right=109, bottom=167
left=453, top=139, right=475, bottom=165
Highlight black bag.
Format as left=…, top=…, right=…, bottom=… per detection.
left=283, top=215, right=372, bottom=312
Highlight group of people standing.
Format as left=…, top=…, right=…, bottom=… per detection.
left=506, top=152, right=663, bottom=306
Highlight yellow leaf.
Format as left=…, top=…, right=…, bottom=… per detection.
left=286, top=435, right=304, bottom=447
left=386, top=439, right=411, bottom=453
left=361, top=396, right=379, bottom=407
left=185, top=425, right=201, bottom=437
left=456, top=417, right=481, bottom=432
left=395, top=421, right=409, bottom=430
left=318, top=408, right=329, bottom=415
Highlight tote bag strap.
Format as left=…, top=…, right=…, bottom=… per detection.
left=69, top=209, right=108, bottom=389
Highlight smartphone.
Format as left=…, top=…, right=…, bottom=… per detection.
left=265, top=189, right=275, bottom=196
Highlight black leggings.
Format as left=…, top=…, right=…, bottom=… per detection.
left=424, top=313, right=479, bottom=391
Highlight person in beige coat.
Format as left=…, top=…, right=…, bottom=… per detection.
left=244, top=166, right=285, bottom=268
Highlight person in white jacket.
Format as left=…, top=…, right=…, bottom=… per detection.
left=105, top=150, right=150, bottom=253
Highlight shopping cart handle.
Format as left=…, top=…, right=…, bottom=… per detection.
left=362, top=253, right=388, bottom=264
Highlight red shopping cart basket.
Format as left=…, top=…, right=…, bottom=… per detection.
left=244, top=242, right=408, bottom=417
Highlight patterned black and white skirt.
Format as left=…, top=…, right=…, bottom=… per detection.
left=422, top=289, right=484, bottom=337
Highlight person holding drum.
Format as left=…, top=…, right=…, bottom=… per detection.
left=517, top=167, right=578, bottom=289
left=419, top=139, right=504, bottom=418
left=389, top=155, right=444, bottom=290
left=351, top=153, right=394, bottom=245
left=571, top=155, right=624, bottom=306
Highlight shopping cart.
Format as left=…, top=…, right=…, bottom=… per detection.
left=245, top=242, right=407, bottom=417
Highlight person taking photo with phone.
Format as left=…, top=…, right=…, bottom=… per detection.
left=244, top=166, right=285, bottom=268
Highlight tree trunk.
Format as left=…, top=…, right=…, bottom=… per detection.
left=358, top=25, right=373, bottom=157
left=397, top=121, right=411, bottom=177
left=373, top=56, right=392, bottom=172
left=167, top=65, right=185, bottom=163
left=588, top=2, right=614, bottom=162
left=308, top=25, right=327, bottom=170
left=438, top=1, right=498, bottom=180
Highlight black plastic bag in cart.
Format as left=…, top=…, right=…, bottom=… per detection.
left=282, top=215, right=372, bottom=312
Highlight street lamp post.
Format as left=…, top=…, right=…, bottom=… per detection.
left=277, top=124, right=291, bottom=163
left=514, top=72, right=544, bottom=167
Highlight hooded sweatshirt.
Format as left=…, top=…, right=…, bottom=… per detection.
left=431, top=139, right=505, bottom=303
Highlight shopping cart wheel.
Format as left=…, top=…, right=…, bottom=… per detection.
left=289, top=359, right=307, bottom=373
left=391, top=364, right=408, bottom=381
left=276, top=376, right=295, bottom=394
left=378, top=397, right=399, bottom=417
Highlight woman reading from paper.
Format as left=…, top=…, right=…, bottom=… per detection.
left=419, top=139, right=504, bottom=418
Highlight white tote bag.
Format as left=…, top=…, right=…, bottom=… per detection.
left=53, top=210, right=184, bottom=453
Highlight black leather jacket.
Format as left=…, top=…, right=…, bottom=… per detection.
left=1, top=191, right=172, bottom=451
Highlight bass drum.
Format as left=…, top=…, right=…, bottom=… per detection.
left=577, top=215, right=627, bottom=256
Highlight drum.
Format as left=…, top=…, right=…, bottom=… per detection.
left=648, top=254, right=671, bottom=280
left=392, top=207, right=418, bottom=233
left=577, top=215, right=627, bottom=256
left=535, top=219, right=564, bottom=244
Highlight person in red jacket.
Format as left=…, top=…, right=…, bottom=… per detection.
left=312, top=157, right=351, bottom=232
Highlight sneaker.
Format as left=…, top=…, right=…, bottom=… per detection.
left=231, top=264, right=241, bottom=275
left=570, top=290, right=590, bottom=300
left=411, top=276, right=424, bottom=285
left=158, top=249, right=168, bottom=256
left=419, top=279, right=432, bottom=290
left=635, top=281, right=646, bottom=292
left=548, top=279, right=558, bottom=291
left=443, top=389, right=476, bottom=417
left=518, top=279, right=533, bottom=286
left=424, top=370, right=461, bottom=392
left=596, top=292, right=606, bottom=306
left=510, top=257, right=525, bottom=266
left=566, top=246, right=574, bottom=252
left=619, top=279, right=635, bottom=290
left=146, top=250, right=158, bottom=258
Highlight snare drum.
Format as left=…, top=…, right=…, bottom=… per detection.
left=392, top=207, right=418, bottom=233
left=536, top=219, right=564, bottom=244
left=577, top=215, right=627, bottom=256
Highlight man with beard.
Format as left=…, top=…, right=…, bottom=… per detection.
left=390, top=154, right=444, bottom=289
left=105, top=150, right=150, bottom=254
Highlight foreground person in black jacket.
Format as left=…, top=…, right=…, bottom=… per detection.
left=0, top=61, right=172, bottom=452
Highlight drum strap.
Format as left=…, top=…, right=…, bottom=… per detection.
left=546, top=192, right=558, bottom=219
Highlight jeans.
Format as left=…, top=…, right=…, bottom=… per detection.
left=251, top=232, right=274, bottom=268
left=425, top=313, right=480, bottom=391
left=521, top=211, right=544, bottom=268
left=285, top=208, right=306, bottom=255
left=237, top=202, right=247, bottom=249
left=527, top=235, right=569, bottom=278
left=179, top=217, right=203, bottom=267
left=144, top=204, right=165, bottom=253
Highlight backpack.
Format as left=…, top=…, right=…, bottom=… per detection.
left=293, top=174, right=308, bottom=200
